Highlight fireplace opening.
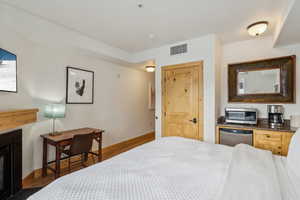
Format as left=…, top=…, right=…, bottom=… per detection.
left=0, top=146, right=11, bottom=200
left=0, top=156, right=2, bottom=190
left=0, top=129, right=22, bottom=200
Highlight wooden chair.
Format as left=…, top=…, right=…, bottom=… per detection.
left=62, top=134, right=95, bottom=172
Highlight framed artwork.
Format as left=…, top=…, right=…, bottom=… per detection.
left=148, top=82, right=155, bottom=110
left=0, top=48, right=17, bottom=93
left=66, top=66, right=94, bottom=104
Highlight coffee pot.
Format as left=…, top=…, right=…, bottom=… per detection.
left=268, top=105, right=284, bottom=127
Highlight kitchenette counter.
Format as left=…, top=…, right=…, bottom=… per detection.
left=216, top=117, right=297, bottom=156
left=217, top=116, right=297, bottom=133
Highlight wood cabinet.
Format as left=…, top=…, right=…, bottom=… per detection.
left=253, top=130, right=292, bottom=156
left=216, top=125, right=295, bottom=156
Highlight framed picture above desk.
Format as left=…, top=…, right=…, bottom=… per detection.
left=66, top=67, right=94, bottom=104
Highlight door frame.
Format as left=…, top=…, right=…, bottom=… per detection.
left=161, top=61, right=204, bottom=140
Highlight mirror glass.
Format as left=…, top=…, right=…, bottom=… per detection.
left=237, top=68, right=280, bottom=95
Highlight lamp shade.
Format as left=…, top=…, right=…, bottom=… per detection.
left=44, top=104, right=66, bottom=119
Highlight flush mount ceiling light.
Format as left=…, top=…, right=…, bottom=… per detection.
left=146, top=65, right=155, bottom=72
left=247, top=21, right=268, bottom=37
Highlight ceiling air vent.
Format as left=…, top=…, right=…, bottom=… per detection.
left=170, top=43, right=187, bottom=56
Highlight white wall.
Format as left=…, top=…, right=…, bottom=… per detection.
left=221, top=36, right=300, bottom=119
left=214, top=38, right=223, bottom=122
left=0, top=26, right=155, bottom=178
left=133, top=35, right=221, bottom=143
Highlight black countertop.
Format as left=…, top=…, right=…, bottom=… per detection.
left=217, top=117, right=297, bottom=133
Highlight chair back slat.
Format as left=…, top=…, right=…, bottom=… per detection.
left=70, top=134, right=93, bottom=155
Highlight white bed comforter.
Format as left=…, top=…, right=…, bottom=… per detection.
left=28, top=137, right=282, bottom=200
left=218, top=144, right=282, bottom=200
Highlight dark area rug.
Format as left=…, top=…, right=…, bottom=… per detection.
left=7, top=188, right=42, bottom=200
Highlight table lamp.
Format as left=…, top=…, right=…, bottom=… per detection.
left=44, top=104, right=66, bottom=136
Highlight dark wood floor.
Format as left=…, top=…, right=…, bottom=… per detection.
left=23, top=134, right=155, bottom=188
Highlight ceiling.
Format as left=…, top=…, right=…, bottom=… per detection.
left=275, top=0, right=300, bottom=47
left=0, top=0, right=289, bottom=52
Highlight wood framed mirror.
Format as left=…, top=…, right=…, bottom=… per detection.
left=228, top=55, right=296, bottom=103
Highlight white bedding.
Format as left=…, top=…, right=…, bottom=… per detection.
left=28, top=137, right=287, bottom=200
left=274, top=156, right=300, bottom=200
left=217, top=144, right=281, bottom=200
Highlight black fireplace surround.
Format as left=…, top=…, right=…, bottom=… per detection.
left=0, top=129, right=22, bottom=200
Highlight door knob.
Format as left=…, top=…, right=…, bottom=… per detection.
left=189, top=118, right=197, bottom=124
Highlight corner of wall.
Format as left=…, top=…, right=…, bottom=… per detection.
left=214, top=37, right=223, bottom=121
left=272, top=0, right=296, bottom=47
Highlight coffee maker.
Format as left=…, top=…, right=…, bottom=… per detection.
left=268, top=105, right=284, bottom=127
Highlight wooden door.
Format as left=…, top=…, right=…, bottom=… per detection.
left=162, top=61, right=203, bottom=140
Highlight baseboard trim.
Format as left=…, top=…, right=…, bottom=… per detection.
left=102, top=131, right=155, bottom=157
left=22, top=131, right=155, bottom=186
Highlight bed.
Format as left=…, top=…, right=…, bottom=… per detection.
left=28, top=132, right=300, bottom=200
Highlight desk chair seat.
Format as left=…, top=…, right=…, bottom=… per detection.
left=62, top=133, right=95, bottom=171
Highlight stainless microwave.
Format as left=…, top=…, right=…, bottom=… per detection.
left=225, top=108, right=258, bottom=125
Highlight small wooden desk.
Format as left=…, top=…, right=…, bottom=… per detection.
left=41, top=128, right=104, bottom=178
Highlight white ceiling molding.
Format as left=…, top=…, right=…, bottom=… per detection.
left=272, top=0, right=295, bottom=46
left=273, top=0, right=300, bottom=47
left=0, top=2, right=133, bottom=66
left=1, top=0, right=286, bottom=52
left=0, top=0, right=299, bottom=66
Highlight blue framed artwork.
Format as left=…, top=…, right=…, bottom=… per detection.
left=0, top=48, right=17, bottom=93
